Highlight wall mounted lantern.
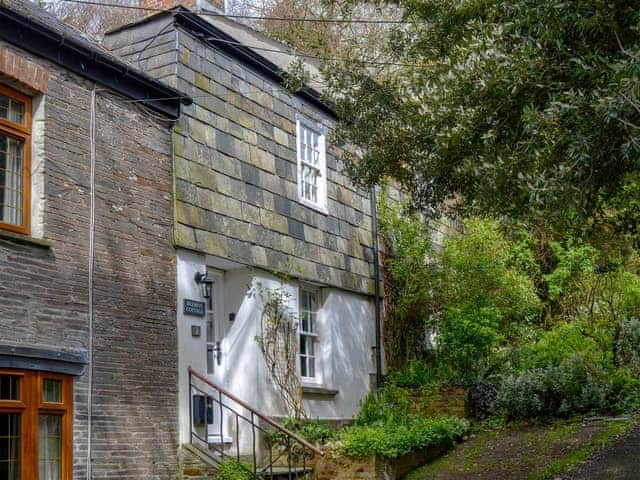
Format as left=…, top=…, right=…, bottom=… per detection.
left=194, top=271, right=214, bottom=308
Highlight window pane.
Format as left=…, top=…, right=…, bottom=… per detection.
left=0, top=376, right=19, bottom=400
left=206, top=317, right=215, bottom=343
left=39, top=415, right=61, bottom=480
left=43, top=379, right=62, bottom=403
left=308, top=358, right=315, bottom=378
left=0, top=94, right=25, bottom=125
left=207, top=346, right=214, bottom=375
left=0, top=96, right=7, bottom=121
left=308, top=314, right=315, bottom=334
left=0, top=413, right=20, bottom=480
left=0, top=134, right=25, bottom=226
left=9, top=101, right=24, bottom=125
left=300, top=356, right=307, bottom=377
left=308, top=292, right=317, bottom=312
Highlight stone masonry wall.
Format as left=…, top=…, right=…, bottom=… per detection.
left=0, top=40, right=178, bottom=479
left=106, top=17, right=376, bottom=295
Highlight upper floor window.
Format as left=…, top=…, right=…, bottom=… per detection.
left=296, top=117, right=327, bottom=212
left=0, top=85, right=31, bottom=235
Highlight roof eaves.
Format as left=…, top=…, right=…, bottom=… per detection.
left=171, top=6, right=336, bottom=118
left=0, top=3, right=192, bottom=119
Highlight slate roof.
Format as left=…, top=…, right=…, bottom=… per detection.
left=0, top=0, right=191, bottom=118
left=107, top=6, right=333, bottom=116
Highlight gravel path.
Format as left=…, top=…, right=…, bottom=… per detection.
left=564, top=425, right=640, bottom=480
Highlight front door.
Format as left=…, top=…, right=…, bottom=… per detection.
left=204, top=270, right=228, bottom=443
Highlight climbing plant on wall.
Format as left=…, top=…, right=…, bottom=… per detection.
left=252, top=280, right=305, bottom=419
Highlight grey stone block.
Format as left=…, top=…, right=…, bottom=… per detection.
left=274, top=195, right=292, bottom=217
left=275, top=156, right=296, bottom=181
left=216, top=130, right=236, bottom=157
left=288, top=218, right=305, bottom=241
left=241, top=162, right=260, bottom=186
left=245, top=184, right=263, bottom=206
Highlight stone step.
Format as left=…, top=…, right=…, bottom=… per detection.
left=256, top=466, right=313, bottom=478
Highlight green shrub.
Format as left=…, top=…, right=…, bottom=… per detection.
left=438, top=307, right=503, bottom=380
left=437, top=217, right=542, bottom=379
left=355, top=385, right=413, bottom=426
left=271, top=418, right=338, bottom=447
left=337, top=417, right=468, bottom=459
left=510, top=322, right=604, bottom=372
left=496, top=354, right=635, bottom=419
left=617, top=317, right=640, bottom=373
left=467, top=380, right=500, bottom=420
left=217, top=459, right=254, bottom=480
left=386, top=360, right=438, bottom=388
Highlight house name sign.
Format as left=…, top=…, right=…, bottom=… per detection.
left=183, top=299, right=206, bottom=317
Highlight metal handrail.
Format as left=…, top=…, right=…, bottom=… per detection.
left=188, top=366, right=324, bottom=456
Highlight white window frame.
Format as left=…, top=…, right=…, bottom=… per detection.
left=296, top=115, right=328, bottom=213
left=298, top=285, right=321, bottom=384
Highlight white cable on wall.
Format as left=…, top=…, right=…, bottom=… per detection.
left=86, top=84, right=96, bottom=480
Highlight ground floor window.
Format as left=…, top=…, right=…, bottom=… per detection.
left=0, top=370, right=72, bottom=480
left=299, top=287, right=320, bottom=381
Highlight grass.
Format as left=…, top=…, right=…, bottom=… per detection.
left=528, top=418, right=636, bottom=480
left=405, top=416, right=637, bottom=480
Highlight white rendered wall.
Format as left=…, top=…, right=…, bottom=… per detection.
left=177, top=248, right=208, bottom=444
left=177, top=249, right=377, bottom=447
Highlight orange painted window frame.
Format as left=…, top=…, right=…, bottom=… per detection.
left=0, top=83, right=32, bottom=235
left=0, top=369, right=73, bottom=480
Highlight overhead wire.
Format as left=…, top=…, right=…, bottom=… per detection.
left=55, top=0, right=411, bottom=24
left=49, top=0, right=424, bottom=68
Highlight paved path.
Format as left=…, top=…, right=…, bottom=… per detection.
left=564, top=425, right=640, bottom=480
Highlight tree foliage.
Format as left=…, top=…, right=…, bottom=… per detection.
left=230, top=0, right=401, bottom=64
left=326, top=0, right=640, bottom=238
left=46, top=0, right=142, bottom=40
left=437, top=217, right=541, bottom=378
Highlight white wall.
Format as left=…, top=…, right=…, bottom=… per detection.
left=177, top=248, right=208, bottom=444
left=303, top=289, right=375, bottom=419
left=176, top=248, right=377, bottom=447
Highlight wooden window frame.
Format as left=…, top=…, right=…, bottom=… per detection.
left=0, top=370, right=73, bottom=480
left=296, top=117, right=328, bottom=214
left=0, top=83, right=32, bottom=235
left=298, top=286, right=321, bottom=383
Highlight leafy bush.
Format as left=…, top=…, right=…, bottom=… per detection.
left=285, top=418, right=337, bottom=445
left=386, top=360, right=438, bottom=388
left=496, top=354, right=635, bottom=419
left=509, top=322, right=604, bottom=372
left=217, top=459, right=254, bottom=480
left=377, top=190, right=438, bottom=369
left=438, top=307, right=503, bottom=380
left=337, top=416, right=468, bottom=459
left=440, top=218, right=541, bottom=325
left=355, top=385, right=414, bottom=426
left=271, top=418, right=338, bottom=447
left=437, top=218, right=541, bottom=379
left=467, top=380, right=500, bottom=420
left=617, top=317, right=640, bottom=373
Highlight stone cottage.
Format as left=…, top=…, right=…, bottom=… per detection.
left=105, top=0, right=383, bottom=471
left=0, top=0, right=191, bottom=478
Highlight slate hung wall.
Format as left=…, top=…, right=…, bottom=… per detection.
left=0, top=36, right=179, bottom=479
left=106, top=13, right=376, bottom=296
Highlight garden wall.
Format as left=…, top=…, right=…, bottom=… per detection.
left=314, top=446, right=446, bottom=480
left=412, top=386, right=470, bottom=418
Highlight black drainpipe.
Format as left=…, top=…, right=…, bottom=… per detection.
left=370, top=186, right=383, bottom=388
